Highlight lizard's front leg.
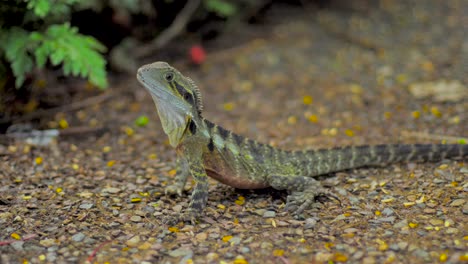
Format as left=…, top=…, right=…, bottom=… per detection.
left=165, top=156, right=189, bottom=196
left=176, top=155, right=209, bottom=224
left=267, top=175, right=339, bottom=217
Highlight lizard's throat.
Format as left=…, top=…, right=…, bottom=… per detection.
left=152, top=95, right=190, bottom=147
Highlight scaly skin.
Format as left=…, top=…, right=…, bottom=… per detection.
left=137, top=61, right=467, bottom=224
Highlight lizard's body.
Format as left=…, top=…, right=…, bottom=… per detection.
left=137, top=62, right=467, bottom=223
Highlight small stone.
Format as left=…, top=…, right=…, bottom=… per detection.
left=71, top=232, right=85, bottom=242
left=254, top=209, right=266, bottom=216
left=130, top=216, right=142, bottom=222
left=397, top=242, right=408, bottom=250
left=262, top=211, right=276, bottom=218
left=316, top=252, right=333, bottom=262
left=172, top=205, right=183, bottom=213
left=79, top=203, right=93, bottom=209
left=260, top=242, right=273, bottom=249
left=126, top=236, right=141, bottom=247
left=138, top=242, right=152, bottom=250
left=412, top=249, right=429, bottom=259
left=195, top=232, right=207, bottom=241
left=389, top=244, right=399, bottom=251
left=206, top=252, right=219, bottom=261
left=229, top=236, right=241, bottom=245
left=393, top=219, right=408, bottom=229
left=429, top=219, right=444, bottom=226
left=11, top=241, right=24, bottom=251
left=240, top=247, right=250, bottom=254
left=304, top=218, right=318, bottom=229
left=362, top=256, right=376, bottom=264
left=381, top=208, right=394, bottom=216
left=445, top=228, right=459, bottom=234
left=168, top=248, right=193, bottom=258
left=352, top=250, right=364, bottom=260
left=378, top=216, right=396, bottom=223
left=102, top=187, right=121, bottom=194
left=450, top=199, right=465, bottom=207
left=39, top=239, right=56, bottom=247
left=344, top=228, right=359, bottom=233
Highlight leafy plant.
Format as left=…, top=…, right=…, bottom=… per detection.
left=0, top=0, right=108, bottom=89
left=203, top=0, right=238, bottom=17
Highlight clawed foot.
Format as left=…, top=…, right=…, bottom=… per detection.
left=164, top=184, right=184, bottom=196
left=285, top=188, right=340, bottom=215
left=162, top=209, right=201, bottom=225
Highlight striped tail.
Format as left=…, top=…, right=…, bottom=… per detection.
left=303, top=144, right=467, bottom=176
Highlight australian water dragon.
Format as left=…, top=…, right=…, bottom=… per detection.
left=136, top=61, right=467, bottom=223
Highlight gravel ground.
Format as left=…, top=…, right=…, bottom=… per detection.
left=1, top=1, right=467, bottom=263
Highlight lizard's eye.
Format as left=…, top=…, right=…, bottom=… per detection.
left=164, top=72, right=174, bottom=82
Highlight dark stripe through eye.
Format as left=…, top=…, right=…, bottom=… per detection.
left=174, top=81, right=194, bottom=104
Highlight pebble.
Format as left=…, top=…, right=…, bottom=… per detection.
left=229, top=236, right=241, bottom=245
left=412, top=249, right=429, bottom=259
left=450, top=199, right=465, bottom=207
left=10, top=241, right=24, bottom=251
left=445, top=228, right=459, bottom=234
left=126, top=235, right=141, bottom=247
left=260, top=242, right=273, bottom=249
left=206, top=252, right=219, bottom=261
left=378, top=216, right=396, bottom=223
left=304, top=218, right=318, bottom=229
left=130, top=215, right=142, bottom=222
left=39, top=239, right=56, bottom=247
left=344, top=228, right=359, bottom=233
left=173, top=205, right=183, bottom=213
left=352, top=250, right=364, bottom=260
left=79, top=203, right=93, bottom=209
left=381, top=207, right=394, bottom=216
left=71, top=232, right=85, bottom=242
left=168, top=248, right=193, bottom=258
left=383, top=230, right=394, bottom=237
left=397, top=241, right=408, bottom=250
left=240, top=247, right=250, bottom=254
left=254, top=209, right=266, bottom=216
left=393, top=219, right=408, bottom=229
left=262, top=211, right=276, bottom=218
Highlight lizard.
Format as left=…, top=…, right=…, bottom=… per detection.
left=136, top=61, right=467, bottom=224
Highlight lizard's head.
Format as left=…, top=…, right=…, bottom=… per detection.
left=137, top=62, right=204, bottom=146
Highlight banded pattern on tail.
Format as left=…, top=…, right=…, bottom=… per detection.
left=292, top=144, right=467, bottom=177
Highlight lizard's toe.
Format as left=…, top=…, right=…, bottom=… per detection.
left=164, top=184, right=184, bottom=196
left=162, top=209, right=200, bottom=225
left=285, top=188, right=340, bottom=215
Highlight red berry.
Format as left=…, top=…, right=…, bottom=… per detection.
left=189, top=45, right=206, bottom=65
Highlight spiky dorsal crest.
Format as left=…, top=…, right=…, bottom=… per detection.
left=187, top=77, right=203, bottom=115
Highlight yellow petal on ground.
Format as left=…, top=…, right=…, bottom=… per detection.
left=303, top=95, right=313, bottom=105
left=11, top=233, right=21, bottom=240
left=168, top=227, right=179, bottom=232
left=222, top=235, right=233, bottom=242
left=59, top=118, right=69, bottom=129
left=35, top=157, right=43, bottom=165
left=273, top=249, right=284, bottom=257
left=223, top=102, right=235, bottom=111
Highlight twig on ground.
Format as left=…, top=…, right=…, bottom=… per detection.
left=86, top=240, right=112, bottom=263
left=135, top=0, right=201, bottom=58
